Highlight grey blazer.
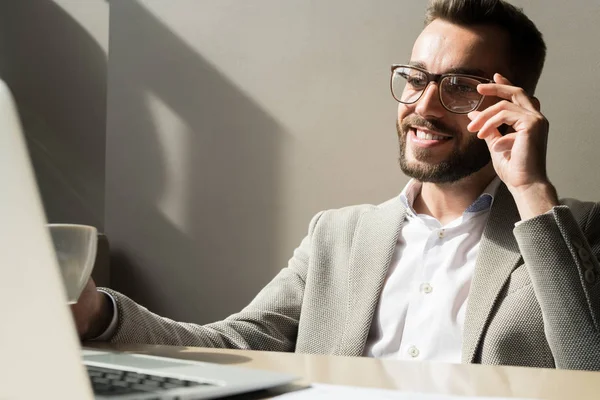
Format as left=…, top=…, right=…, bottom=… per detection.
left=103, top=184, right=600, bottom=370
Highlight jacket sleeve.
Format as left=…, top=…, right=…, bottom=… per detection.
left=99, top=212, right=323, bottom=351
left=513, top=203, right=600, bottom=370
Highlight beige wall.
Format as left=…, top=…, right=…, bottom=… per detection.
left=516, top=0, right=600, bottom=200
left=0, top=0, right=109, bottom=230
left=105, top=0, right=422, bottom=323
left=104, top=0, right=600, bottom=324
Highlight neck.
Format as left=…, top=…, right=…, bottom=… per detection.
left=412, top=163, right=496, bottom=225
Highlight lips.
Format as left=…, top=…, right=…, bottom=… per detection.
left=407, top=127, right=453, bottom=149
left=413, top=127, right=452, bottom=141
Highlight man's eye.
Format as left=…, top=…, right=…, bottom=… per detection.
left=447, top=83, right=477, bottom=94
left=406, top=76, right=427, bottom=88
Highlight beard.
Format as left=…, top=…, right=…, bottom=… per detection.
left=397, top=115, right=491, bottom=184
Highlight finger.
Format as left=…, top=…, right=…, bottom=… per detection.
left=476, top=110, right=519, bottom=139
left=467, top=110, right=481, bottom=120
left=479, top=128, right=502, bottom=146
left=467, top=101, right=521, bottom=132
left=477, top=83, right=537, bottom=111
left=489, top=133, right=516, bottom=153
left=479, top=126, right=502, bottom=152
left=480, top=130, right=518, bottom=158
left=495, top=74, right=542, bottom=113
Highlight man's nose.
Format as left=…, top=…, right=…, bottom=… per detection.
left=414, top=83, right=445, bottom=118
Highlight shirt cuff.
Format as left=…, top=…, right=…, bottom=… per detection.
left=90, top=289, right=119, bottom=341
left=514, top=208, right=555, bottom=227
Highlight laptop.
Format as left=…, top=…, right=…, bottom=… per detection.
left=0, top=79, right=297, bottom=399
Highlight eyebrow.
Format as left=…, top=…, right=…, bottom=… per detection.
left=408, top=61, right=488, bottom=78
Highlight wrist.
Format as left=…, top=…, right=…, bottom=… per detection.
left=510, top=181, right=559, bottom=221
left=83, top=291, right=114, bottom=340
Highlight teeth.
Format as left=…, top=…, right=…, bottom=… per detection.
left=416, top=130, right=449, bottom=140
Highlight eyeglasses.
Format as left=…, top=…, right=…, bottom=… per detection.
left=390, top=64, right=493, bottom=114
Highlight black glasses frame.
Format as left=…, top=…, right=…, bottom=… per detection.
left=390, top=64, right=493, bottom=114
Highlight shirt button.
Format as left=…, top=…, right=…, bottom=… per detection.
left=437, top=229, right=445, bottom=239
left=421, top=283, right=433, bottom=294
left=408, top=346, right=420, bottom=358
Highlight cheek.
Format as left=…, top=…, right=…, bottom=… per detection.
left=455, top=115, right=472, bottom=132
left=456, top=115, right=474, bottom=141
left=397, top=103, right=412, bottom=122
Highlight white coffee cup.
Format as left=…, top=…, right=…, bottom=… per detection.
left=47, top=224, right=98, bottom=304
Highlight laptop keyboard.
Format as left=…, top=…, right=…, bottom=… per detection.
left=87, top=365, right=214, bottom=397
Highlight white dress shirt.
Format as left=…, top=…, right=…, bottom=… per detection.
left=363, top=177, right=501, bottom=362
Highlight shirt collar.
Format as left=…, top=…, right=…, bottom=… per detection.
left=399, top=176, right=501, bottom=218
left=399, top=179, right=422, bottom=217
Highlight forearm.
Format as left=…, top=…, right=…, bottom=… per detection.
left=101, top=287, right=298, bottom=350
left=96, top=261, right=306, bottom=351
left=514, top=205, right=600, bottom=370
left=91, top=212, right=317, bottom=351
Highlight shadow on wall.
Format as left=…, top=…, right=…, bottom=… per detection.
left=106, top=0, right=287, bottom=323
left=0, top=0, right=107, bottom=230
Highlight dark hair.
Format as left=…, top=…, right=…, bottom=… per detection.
left=425, top=0, right=546, bottom=95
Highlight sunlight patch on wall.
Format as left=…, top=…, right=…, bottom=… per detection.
left=145, top=91, right=192, bottom=234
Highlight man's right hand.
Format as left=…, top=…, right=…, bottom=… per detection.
left=71, top=278, right=114, bottom=340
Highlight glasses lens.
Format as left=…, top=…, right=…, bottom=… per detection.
left=391, top=66, right=428, bottom=104
left=440, top=76, right=483, bottom=113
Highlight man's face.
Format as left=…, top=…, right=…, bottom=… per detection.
left=397, top=19, right=511, bottom=183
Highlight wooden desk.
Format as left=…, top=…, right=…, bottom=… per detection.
left=89, top=344, right=600, bottom=399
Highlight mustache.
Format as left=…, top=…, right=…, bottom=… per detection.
left=399, top=114, right=460, bottom=137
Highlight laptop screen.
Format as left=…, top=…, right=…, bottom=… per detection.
left=0, top=80, right=93, bottom=399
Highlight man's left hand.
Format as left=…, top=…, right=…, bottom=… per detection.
left=466, top=73, right=559, bottom=219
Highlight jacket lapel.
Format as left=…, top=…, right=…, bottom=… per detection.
left=335, top=196, right=407, bottom=356
left=462, top=183, right=523, bottom=363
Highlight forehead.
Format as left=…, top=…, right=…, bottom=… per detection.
left=410, top=19, right=510, bottom=78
